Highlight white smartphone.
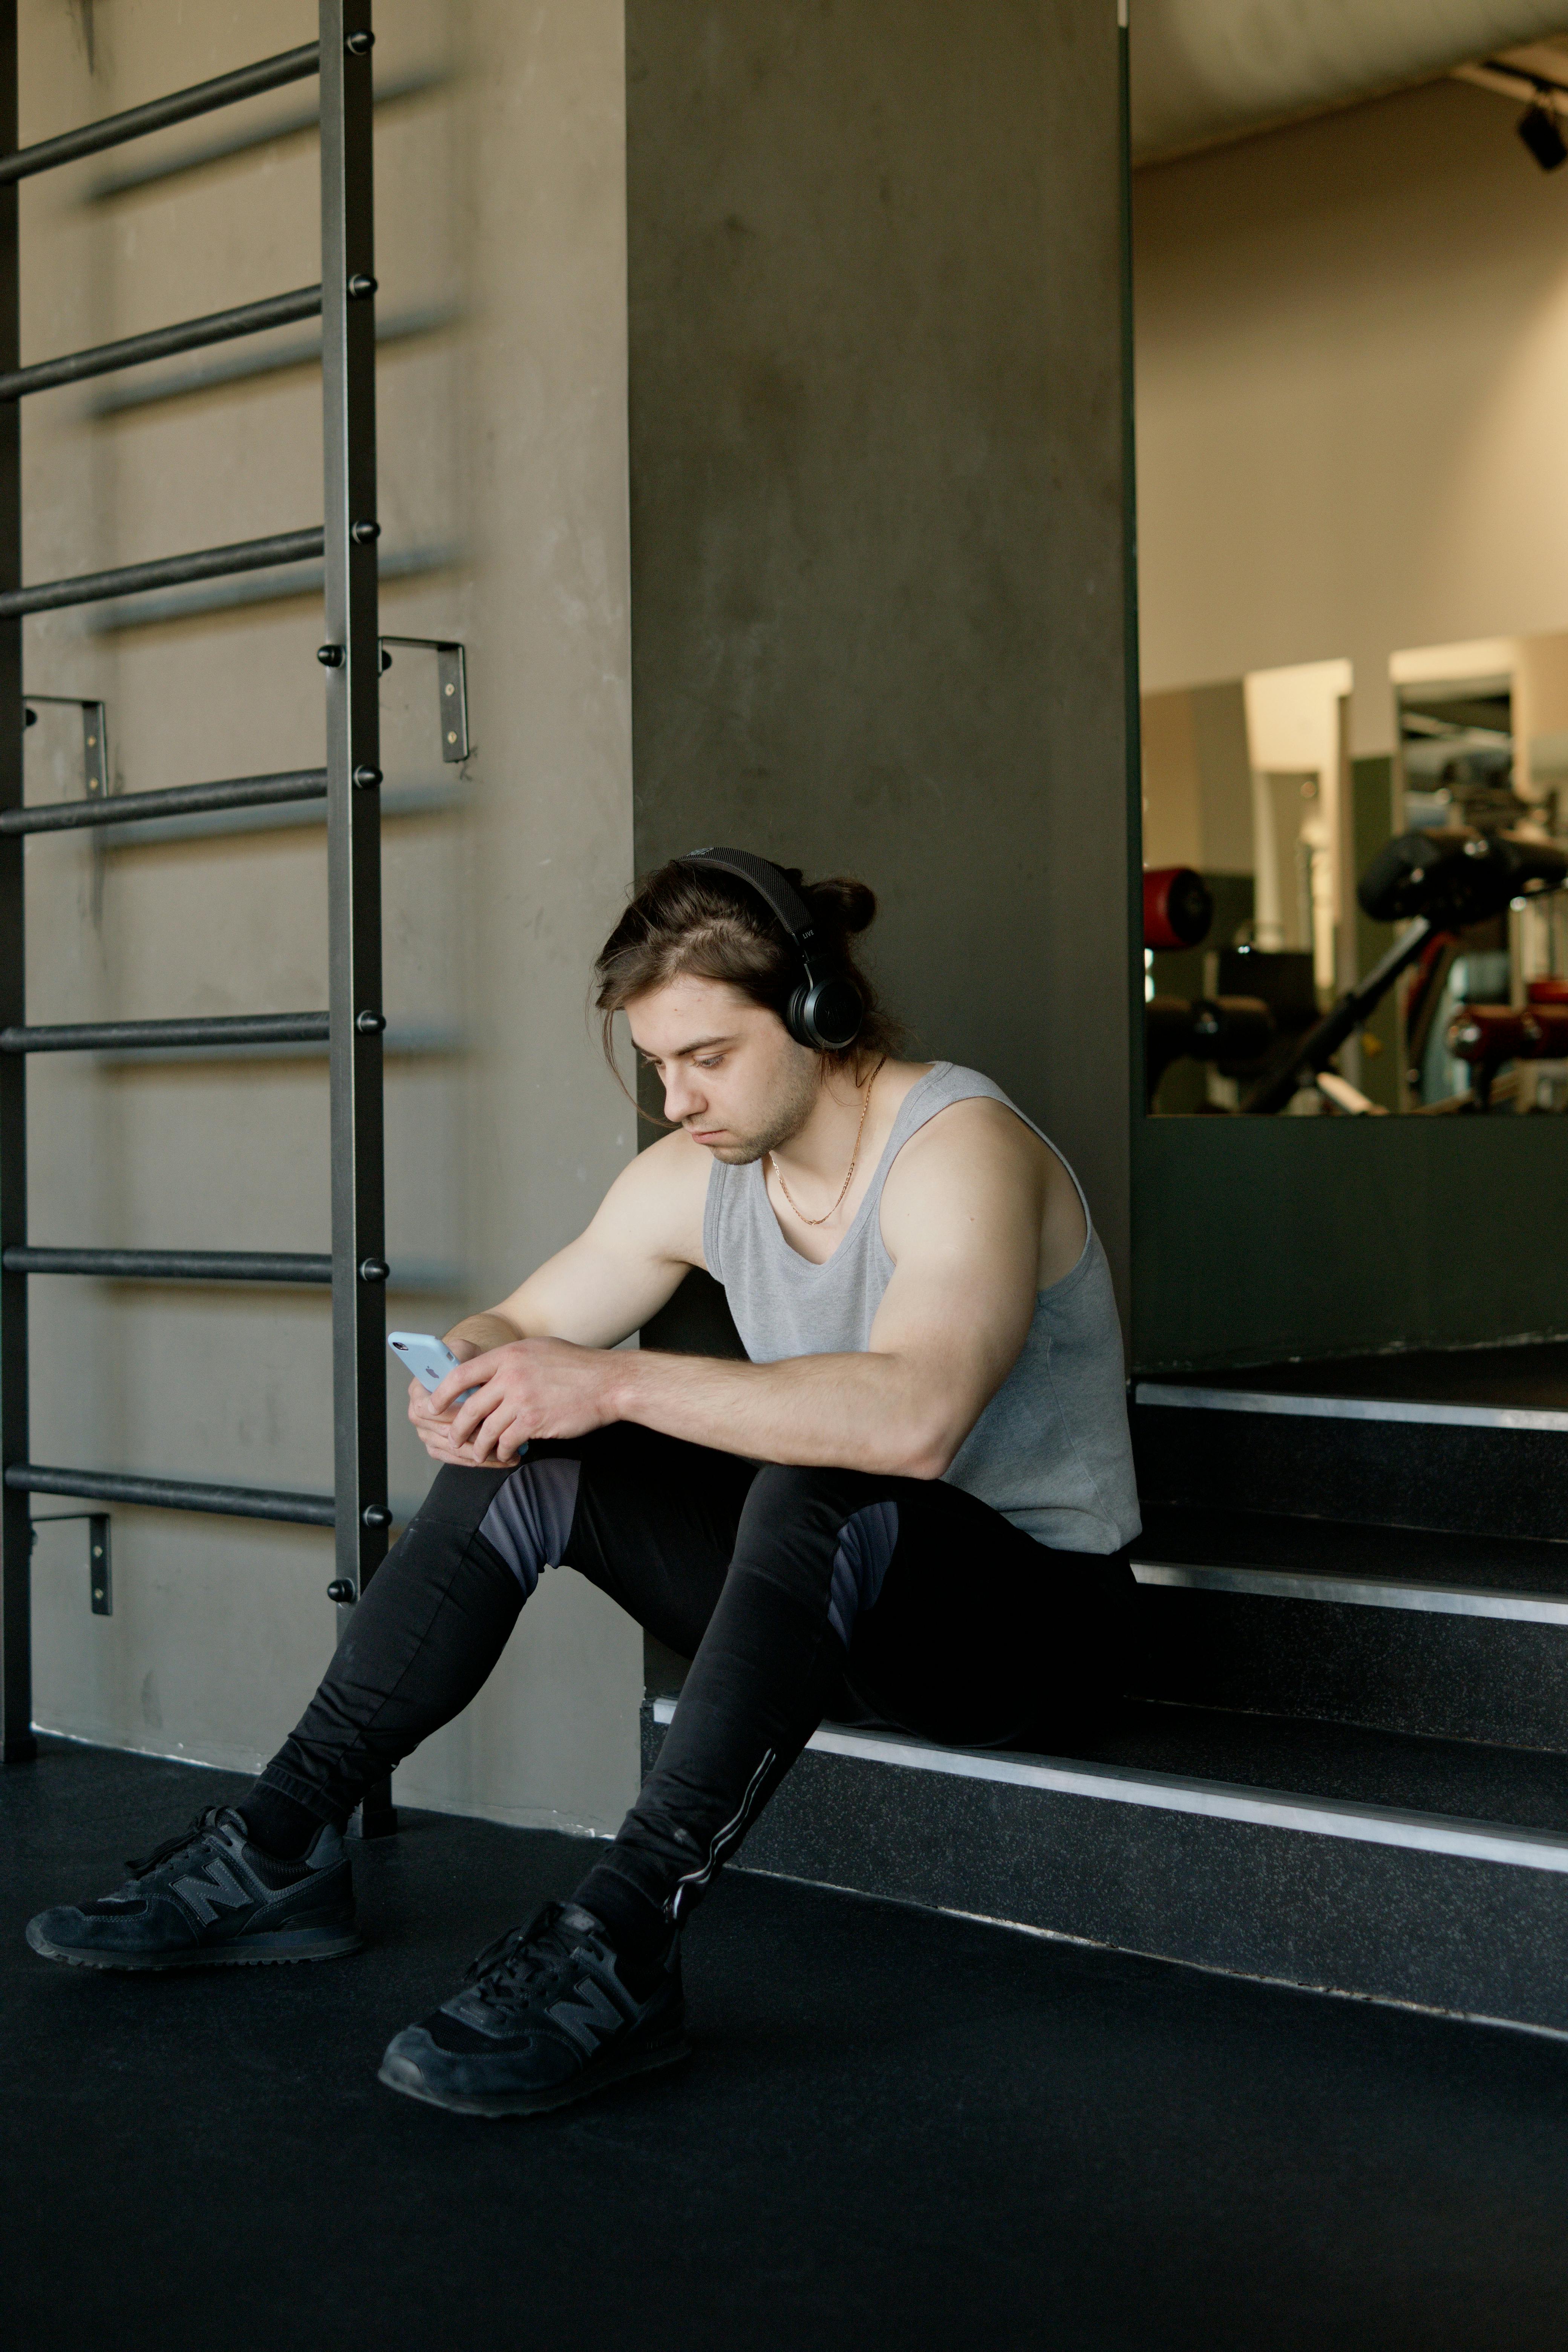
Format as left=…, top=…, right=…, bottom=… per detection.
left=388, top=1331, right=474, bottom=1404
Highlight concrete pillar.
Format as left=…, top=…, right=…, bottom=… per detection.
left=624, top=0, right=1136, bottom=1311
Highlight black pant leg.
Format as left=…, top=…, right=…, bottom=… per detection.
left=553, top=1422, right=760, bottom=1659
left=254, top=1427, right=757, bottom=1830
left=840, top=1479, right=1136, bottom=1750
left=255, top=1462, right=519, bottom=1827
left=584, top=1466, right=1133, bottom=1929
left=584, top=1463, right=877, bottom=1926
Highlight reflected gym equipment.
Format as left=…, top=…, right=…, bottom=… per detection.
left=1145, top=995, right=1274, bottom=1105
left=1448, top=1003, right=1568, bottom=1111
left=1240, top=827, right=1568, bottom=1115
left=1143, top=866, right=1214, bottom=952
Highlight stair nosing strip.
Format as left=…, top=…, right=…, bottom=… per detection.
left=647, top=1697, right=1568, bottom=1874
left=1131, top=1557, right=1568, bottom=1623
left=1134, top=1381, right=1568, bottom=1433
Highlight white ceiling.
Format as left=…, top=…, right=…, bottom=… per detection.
left=1131, top=0, right=1568, bottom=162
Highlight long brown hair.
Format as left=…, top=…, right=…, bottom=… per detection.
left=594, top=857, right=902, bottom=1082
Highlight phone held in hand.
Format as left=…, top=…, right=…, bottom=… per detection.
left=388, top=1332, right=527, bottom=1461
left=388, top=1331, right=473, bottom=1403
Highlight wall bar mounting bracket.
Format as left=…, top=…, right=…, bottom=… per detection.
left=30, top=1509, right=110, bottom=1613
left=380, top=637, right=469, bottom=762
left=22, top=695, right=107, bottom=801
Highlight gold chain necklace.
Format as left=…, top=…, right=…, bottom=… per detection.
left=770, top=1058, right=886, bottom=1228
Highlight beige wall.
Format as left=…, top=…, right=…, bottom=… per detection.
left=1134, top=74, right=1568, bottom=760
left=21, top=2, right=642, bottom=1835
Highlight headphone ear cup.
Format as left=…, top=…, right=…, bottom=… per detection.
left=795, top=974, right=864, bottom=1053
left=784, top=980, right=816, bottom=1050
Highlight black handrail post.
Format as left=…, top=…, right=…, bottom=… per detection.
left=321, top=0, right=394, bottom=1836
left=0, top=0, right=30, bottom=1765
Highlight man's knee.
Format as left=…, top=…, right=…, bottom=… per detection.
left=476, top=1456, right=581, bottom=1599
left=734, top=1464, right=899, bottom=1645
left=737, top=1461, right=865, bottom=1522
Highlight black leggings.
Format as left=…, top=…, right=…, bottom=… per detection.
left=256, top=1426, right=1133, bottom=1928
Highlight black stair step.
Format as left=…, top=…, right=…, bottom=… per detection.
left=644, top=1695, right=1568, bottom=2033
left=1134, top=1504, right=1568, bottom=1597
left=1169, top=1341, right=1568, bottom=1415
left=1089, top=1701, right=1568, bottom=1828
left=1129, top=1508, right=1568, bottom=1753
left=1132, top=1349, right=1568, bottom=1543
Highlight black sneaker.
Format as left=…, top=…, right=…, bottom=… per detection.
left=378, top=1900, right=689, bottom=2117
left=24, top=1805, right=361, bottom=1971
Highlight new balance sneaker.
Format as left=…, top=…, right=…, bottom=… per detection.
left=24, top=1805, right=360, bottom=1971
left=378, top=1900, right=689, bottom=2117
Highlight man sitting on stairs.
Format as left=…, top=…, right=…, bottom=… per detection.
left=26, top=847, right=1141, bottom=2118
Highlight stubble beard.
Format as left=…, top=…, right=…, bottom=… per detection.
left=694, top=1057, right=822, bottom=1165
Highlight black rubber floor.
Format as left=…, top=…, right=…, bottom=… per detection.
left=8, top=1736, right=1568, bottom=2352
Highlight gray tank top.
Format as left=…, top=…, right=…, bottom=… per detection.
left=702, top=1062, right=1141, bottom=1555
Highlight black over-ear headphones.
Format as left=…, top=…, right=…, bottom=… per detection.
left=679, top=846, right=865, bottom=1053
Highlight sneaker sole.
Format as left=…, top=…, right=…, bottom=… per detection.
left=24, top=1918, right=363, bottom=1971
left=377, top=2031, right=692, bottom=2118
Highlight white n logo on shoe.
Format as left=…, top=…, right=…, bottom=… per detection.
left=547, top=1973, right=626, bottom=2054
left=173, top=1856, right=254, bottom=1925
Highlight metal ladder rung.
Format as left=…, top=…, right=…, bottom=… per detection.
left=5, top=1464, right=336, bottom=1527
left=0, top=1012, right=329, bottom=1054
left=3, top=1248, right=332, bottom=1284
left=0, top=768, right=328, bottom=838
left=0, top=43, right=322, bottom=187
left=0, top=287, right=323, bottom=404
left=0, top=528, right=324, bottom=621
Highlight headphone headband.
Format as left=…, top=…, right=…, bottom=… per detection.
left=680, top=847, right=818, bottom=944
left=677, top=845, right=864, bottom=1054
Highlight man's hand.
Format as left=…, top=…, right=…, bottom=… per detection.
left=414, top=1338, right=623, bottom=1469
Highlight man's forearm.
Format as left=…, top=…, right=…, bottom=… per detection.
left=608, top=1346, right=958, bottom=1480
left=444, top=1310, right=523, bottom=1357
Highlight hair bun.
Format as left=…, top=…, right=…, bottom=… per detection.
left=806, top=874, right=877, bottom=936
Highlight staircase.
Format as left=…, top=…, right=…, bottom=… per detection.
left=643, top=1343, right=1568, bottom=2034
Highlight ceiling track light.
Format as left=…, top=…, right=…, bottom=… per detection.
left=1517, top=96, right=1568, bottom=173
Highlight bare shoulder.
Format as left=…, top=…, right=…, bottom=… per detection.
left=891, top=1095, right=1049, bottom=1185
left=880, top=1097, right=1044, bottom=1232
left=592, top=1126, right=711, bottom=1265
left=881, top=1097, right=1086, bottom=1285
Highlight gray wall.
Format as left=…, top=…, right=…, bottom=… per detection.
left=623, top=0, right=1136, bottom=1311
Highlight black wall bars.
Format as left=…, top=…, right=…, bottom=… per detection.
left=0, top=4, right=395, bottom=1833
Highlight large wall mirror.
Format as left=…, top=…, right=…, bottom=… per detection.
left=1133, top=55, right=1568, bottom=1134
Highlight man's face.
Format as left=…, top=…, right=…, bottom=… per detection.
left=627, top=976, right=821, bottom=1162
